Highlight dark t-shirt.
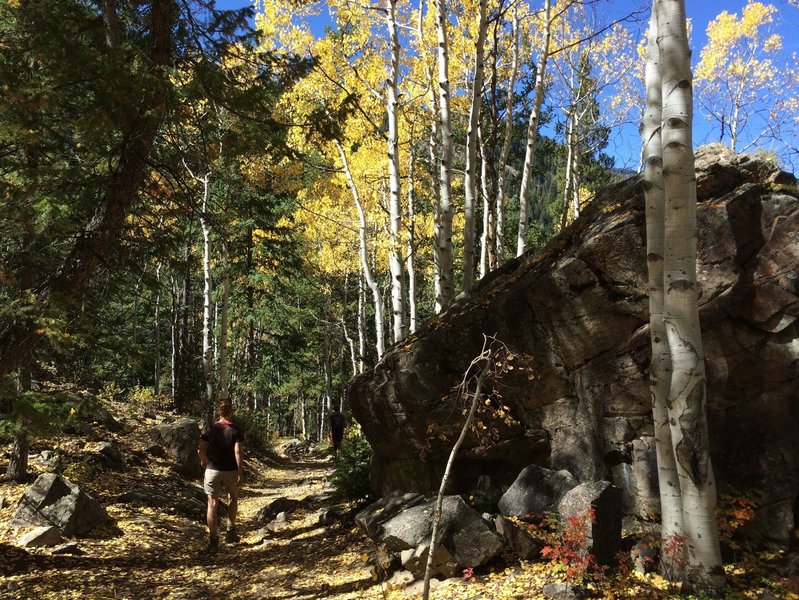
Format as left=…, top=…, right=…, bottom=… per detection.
left=201, top=419, right=244, bottom=471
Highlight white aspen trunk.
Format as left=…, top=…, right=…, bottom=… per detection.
left=516, top=0, right=552, bottom=256
left=406, top=148, right=418, bottom=334
left=434, top=0, right=455, bottom=312
left=218, top=242, right=230, bottom=400
left=642, top=4, right=685, bottom=569
left=561, top=109, right=575, bottom=230
left=496, top=6, right=519, bottom=264
left=200, top=172, right=216, bottom=420
left=336, top=140, right=385, bottom=359
left=479, top=124, right=490, bottom=279
left=462, top=0, right=488, bottom=292
left=655, top=0, right=725, bottom=593
left=357, top=273, right=366, bottom=372
left=170, top=275, right=178, bottom=406
left=385, top=0, right=406, bottom=342
left=154, top=261, right=162, bottom=395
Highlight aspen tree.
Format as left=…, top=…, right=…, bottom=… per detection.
left=516, top=0, right=552, bottom=256
left=462, top=0, right=488, bottom=290
left=336, top=140, right=387, bottom=359
left=434, top=0, right=456, bottom=311
left=641, top=4, right=684, bottom=574
left=385, top=0, right=407, bottom=341
left=644, top=1, right=725, bottom=593
left=496, top=5, right=519, bottom=264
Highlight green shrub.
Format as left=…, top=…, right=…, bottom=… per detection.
left=329, top=433, right=373, bottom=501
left=235, top=410, right=274, bottom=454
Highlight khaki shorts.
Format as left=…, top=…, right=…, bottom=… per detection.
left=203, top=469, right=238, bottom=498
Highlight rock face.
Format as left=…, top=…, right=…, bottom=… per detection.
left=12, top=474, right=110, bottom=536
left=348, top=146, right=799, bottom=545
left=154, top=418, right=202, bottom=479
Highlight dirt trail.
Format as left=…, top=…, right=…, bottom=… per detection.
left=0, top=432, right=380, bottom=600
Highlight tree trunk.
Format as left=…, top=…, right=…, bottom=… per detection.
left=434, top=0, right=455, bottom=312
left=199, top=172, right=216, bottom=423
left=653, top=0, right=725, bottom=593
left=154, top=261, right=162, bottom=396
left=462, top=0, right=488, bottom=292
left=336, top=140, right=385, bottom=359
left=6, top=429, right=29, bottom=483
left=0, top=0, right=175, bottom=379
left=385, top=0, right=406, bottom=343
left=516, top=0, right=551, bottom=256
left=642, top=3, right=684, bottom=569
left=218, top=242, right=230, bottom=400
left=406, top=148, right=418, bottom=335
left=496, top=6, right=519, bottom=265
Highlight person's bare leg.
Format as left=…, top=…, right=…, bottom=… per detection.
left=227, top=491, right=238, bottom=528
left=207, top=496, right=218, bottom=539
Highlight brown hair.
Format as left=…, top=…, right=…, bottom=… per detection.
left=218, top=401, right=233, bottom=419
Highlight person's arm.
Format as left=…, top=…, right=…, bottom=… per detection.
left=198, top=438, right=209, bottom=469
left=234, top=441, right=243, bottom=486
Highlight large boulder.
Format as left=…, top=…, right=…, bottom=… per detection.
left=348, top=145, right=799, bottom=544
left=357, top=495, right=502, bottom=579
left=154, top=418, right=202, bottom=479
left=12, top=473, right=111, bottom=536
left=498, top=466, right=578, bottom=518
left=557, top=481, right=622, bottom=567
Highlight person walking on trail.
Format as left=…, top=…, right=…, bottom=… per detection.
left=328, top=407, right=346, bottom=459
left=198, top=400, right=244, bottom=552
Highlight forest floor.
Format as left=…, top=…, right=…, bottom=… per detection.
left=1, top=395, right=797, bottom=600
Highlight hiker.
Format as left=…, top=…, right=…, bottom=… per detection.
left=328, top=406, right=346, bottom=459
left=198, top=400, right=244, bottom=551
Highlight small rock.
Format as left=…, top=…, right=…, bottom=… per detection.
left=51, top=542, right=84, bottom=555
left=0, top=496, right=6, bottom=509
left=387, top=570, right=415, bottom=587
left=543, top=583, right=586, bottom=599
left=20, top=526, right=62, bottom=548
left=39, top=450, right=56, bottom=464
left=143, top=411, right=157, bottom=420
left=144, top=444, right=167, bottom=458
left=7, top=581, right=20, bottom=593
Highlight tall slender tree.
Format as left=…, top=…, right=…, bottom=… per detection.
left=644, top=1, right=725, bottom=594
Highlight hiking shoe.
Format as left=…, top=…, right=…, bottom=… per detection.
left=225, top=528, right=240, bottom=544
left=207, top=536, right=219, bottom=553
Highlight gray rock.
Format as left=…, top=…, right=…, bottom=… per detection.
left=557, top=481, right=622, bottom=567
left=153, top=418, right=202, bottom=478
left=20, top=525, right=62, bottom=548
left=256, top=497, right=303, bottom=523
left=12, top=473, right=110, bottom=536
left=84, top=441, right=124, bottom=468
left=543, top=583, right=586, bottom=599
left=265, top=516, right=290, bottom=533
left=376, top=496, right=501, bottom=579
left=387, top=569, right=415, bottom=587
left=144, top=444, right=167, bottom=457
left=354, top=492, right=426, bottom=539
left=495, top=515, right=546, bottom=560
left=498, top=466, right=578, bottom=518
left=51, top=542, right=83, bottom=555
